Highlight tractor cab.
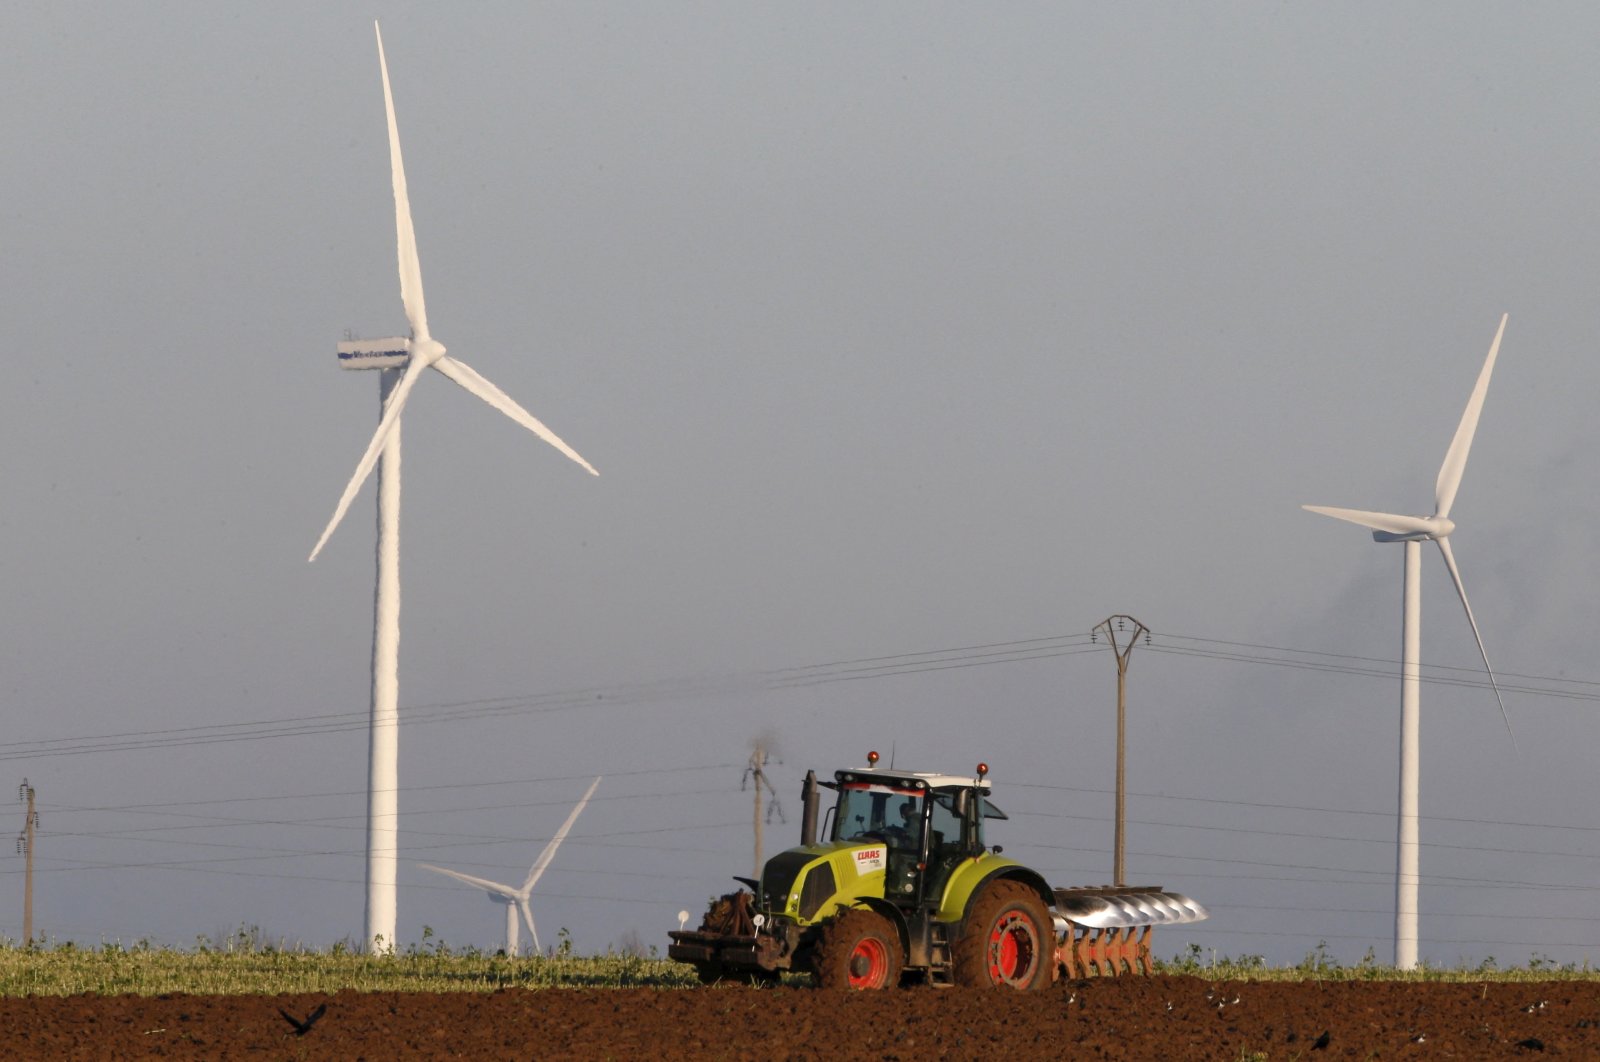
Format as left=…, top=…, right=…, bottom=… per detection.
left=824, top=757, right=1007, bottom=910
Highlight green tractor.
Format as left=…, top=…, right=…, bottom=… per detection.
left=668, top=752, right=1207, bottom=988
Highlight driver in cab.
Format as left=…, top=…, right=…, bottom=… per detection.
left=885, top=799, right=920, bottom=850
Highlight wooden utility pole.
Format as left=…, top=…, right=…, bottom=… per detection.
left=16, top=780, right=37, bottom=947
left=1093, top=616, right=1149, bottom=887
left=743, top=744, right=783, bottom=879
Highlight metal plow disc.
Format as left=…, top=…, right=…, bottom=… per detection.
left=1051, top=888, right=1209, bottom=978
left=1054, top=889, right=1208, bottom=930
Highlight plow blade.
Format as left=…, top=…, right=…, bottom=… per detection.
left=1053, top=888, right=1208, bottom=929
left=1051, top=887, right=1208, bottom=978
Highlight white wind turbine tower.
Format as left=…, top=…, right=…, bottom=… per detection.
left=420, top=776, right=602, bottom=955
left=1303, top=312, right=1513, bottom=971
left=312, top=22, right=598, bottom=954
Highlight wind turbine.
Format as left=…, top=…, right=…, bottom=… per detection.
left=1303, top=312, right=1512, bottom=971
left=312, top=22, right=598, bottom=954
left=420, top=776, right=602, bottom=955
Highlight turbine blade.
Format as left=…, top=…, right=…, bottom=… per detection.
left=521, top=776, right=602, bottom=893
left=1435, top=313, right=1507, bottom=519
left=1434, top=537, right=1515, bottom=746
left=418, top=863, right=519, bottom=899
left=1302, top=505, right=1434, bottom=537
left=433, top=356, right=599, bottom=476
left=308, top=358, right=427, bottom=561
left=375, top=21, right=429, bottom=340
left=520, top=899, right=540, bottom=955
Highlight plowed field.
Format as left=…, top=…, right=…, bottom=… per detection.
left=5, top=976, right=1595, bottom=1059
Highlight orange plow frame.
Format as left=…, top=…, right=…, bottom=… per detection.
left=1055, top=922, right=1154, bottom=978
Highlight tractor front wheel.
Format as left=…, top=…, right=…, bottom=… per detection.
left=953, top=880, right=1053, bottom=990
left=812, top=908, right=903, bottom=990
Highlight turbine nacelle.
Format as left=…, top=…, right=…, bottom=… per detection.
left=337, top=336, right=411, bottom=371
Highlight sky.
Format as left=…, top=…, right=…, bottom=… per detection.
left=2, top=1, right=1599, bottom=969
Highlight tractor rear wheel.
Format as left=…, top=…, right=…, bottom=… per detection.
left=812, top=908, right=903, bottom=990
left=953, top=879, right=1053, bottom=989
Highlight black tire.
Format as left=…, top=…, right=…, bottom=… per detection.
left=811, top=908, right=903, bottom=990
left=952, top=879, right=1054, bottom=989
left=695, top=963, right=777, bottom=986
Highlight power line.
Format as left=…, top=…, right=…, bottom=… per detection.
left=43, top=787, right=741, bottom=852
left=1150, top=633, right=1600, bottom=702
left=22, top=768, right=1600, bottom=897
left=6, top=818, right=753, bottom=878
left=0, top=636, right=1100, bottom=763
left=1016, top=808, right=1600, bottom=865
left=37, top=764, right=1600, bottom=859
left=1013, top=780, right=1600, bottom=838
left=4, top=627, right=1597, bottom=765
left=1162, top=632, right=1600, bottom=691
left=25, top=781, right=1600, bottom=906
left=42, top=763, right=739, bottom=825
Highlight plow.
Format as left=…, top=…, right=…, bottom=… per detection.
left=1053, top=887, right=1209, bottom=977
left=669, top=753, right=1206, bottom=988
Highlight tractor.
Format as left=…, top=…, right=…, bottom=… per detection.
left=668, top=752, right=1207, bottom=988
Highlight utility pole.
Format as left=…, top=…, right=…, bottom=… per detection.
left=16, top=780, right=37, bottom=948
left=1092, top=615, right=1149, bottom=887
left=742, top=743, right=783, bottom=879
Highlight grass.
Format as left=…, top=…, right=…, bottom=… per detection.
left=1155, top=940, right=1600, bottom=983
left=0, top=931, right=1594, bottom=997
left=0, top=928, right=698, bottom=996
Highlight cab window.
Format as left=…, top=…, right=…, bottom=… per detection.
left=833, top=783, right=923, bottom=851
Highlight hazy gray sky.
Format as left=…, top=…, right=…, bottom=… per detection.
left=3, top=2, right=1598, bottom=967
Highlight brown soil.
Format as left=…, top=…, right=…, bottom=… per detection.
left=3, top=976, right=1595, bottom=1059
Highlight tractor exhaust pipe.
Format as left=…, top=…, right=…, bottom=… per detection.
left=800, top=770, right=818, bottom=846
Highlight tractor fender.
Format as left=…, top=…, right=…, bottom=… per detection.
left=938, top=861, right=1055, bottom=939
left=847, top=896, right=912, bottom=959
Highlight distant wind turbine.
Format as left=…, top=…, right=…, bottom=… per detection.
left=421, top=776, right=602, bottom=955
left=312, top=21, right=598, bottom=954
left=1303, top=312, right=1512, bottom=971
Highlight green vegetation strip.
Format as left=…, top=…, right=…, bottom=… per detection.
left=0, top=933, right=698, bottom=996
left=0, top=935, right=1593, bottom=997
left=1159, top=941, right=1600, bottom=984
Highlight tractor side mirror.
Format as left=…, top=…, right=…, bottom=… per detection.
left=955, top=789, right=984, bottom=854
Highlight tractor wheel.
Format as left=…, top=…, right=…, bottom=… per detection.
left=811, top=908, right=903, bottom=990
left=953, top=879, right=1053, bottom=990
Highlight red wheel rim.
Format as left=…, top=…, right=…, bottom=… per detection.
left=847, top=936, right=890, bottom=989
left=988, top=910, right=1040, bottom=986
